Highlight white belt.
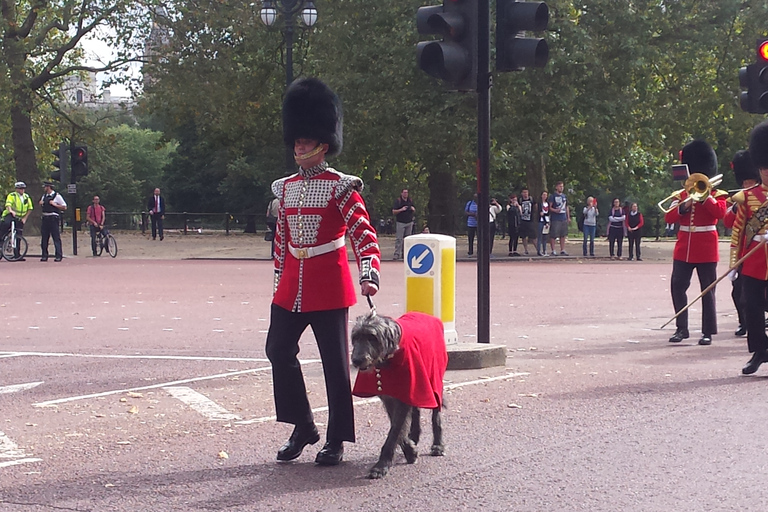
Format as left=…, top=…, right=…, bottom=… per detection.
left=288, top=237, right=345, bottom=259
left=679, top=225, right=716, bottom=232
left=753, top=235, right=768, bottom=242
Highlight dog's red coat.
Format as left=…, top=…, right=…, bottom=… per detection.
left=352, top=312, right=447, bottom=409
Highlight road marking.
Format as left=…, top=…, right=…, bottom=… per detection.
left=0, top=350, right=272, bottom=363
left=33, top=361, right=321, bottom=407
left=163, top=386, right=241, bottom=421
left=235, top=372, right=529, bottom=425
left=0, top=431, right=42, bottom=468
left=0, top=382, right=43, bottom=394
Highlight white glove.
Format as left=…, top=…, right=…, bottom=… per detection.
left=728, top=270, right=739, bottom=282
left=762, top=233, right=768, bottom=243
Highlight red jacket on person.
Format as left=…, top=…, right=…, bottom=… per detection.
left=730, top=184, right=768, bottom=280
left=664, top=189, right=727, bottom=263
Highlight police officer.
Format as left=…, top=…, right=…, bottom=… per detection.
left=39, top=180, right=67, bottom=261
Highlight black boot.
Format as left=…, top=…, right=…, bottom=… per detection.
left=742, top=350, right=768, bottom=375
left=668, top=328, right=689, bottom=343
left=735, top=325, right=747, bottom=337
left=315, top=440, right=344, bottom=466
left=276, top=423, right=320, bottom=461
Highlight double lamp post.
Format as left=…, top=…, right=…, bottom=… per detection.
left=258, top=0, right=319, bottom=171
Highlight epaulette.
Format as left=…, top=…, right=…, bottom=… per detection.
left=326, top=168, right=364, bottom=199
left=712, top=188, right=729, bottom=199
left=271, top=174, right=297, bottom=198
left=731, top=190, right=746, bottom=206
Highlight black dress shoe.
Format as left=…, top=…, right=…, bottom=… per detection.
left=735, top=326, right=747, bottom=337
left=668, top=329, right=690, bottom=343
left=54, top=258, right=62, bottom=262
left=743, top=350, right=768, bottom=375
left=40, top=257, right=48, bottom=262
left=276, top=423, right=320, bottom=461
left=315, top=440, right=344, bottom=466
left=698, top=336, right=712, bottom=346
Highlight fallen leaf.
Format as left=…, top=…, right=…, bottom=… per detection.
left=119, top=398, right=127, bottom=403
left=518, top=393, right=539, bottom=398
left=116, top=441, right=131, bottom=445
left=126, top=392, right=143, bottom=398
left=128, top=405, right=138, bottom=414
left=218, top=451, right=229, bottom=459
left=507, top=403, right=522, bottom=409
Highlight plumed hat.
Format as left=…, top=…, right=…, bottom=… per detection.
left=282, top=77, right=343, bottom=157
left=731, top=150, right=759, bottom=186
left=680, top=139, right=718, bottom=177
left=749, top=120, right=768, bottom=170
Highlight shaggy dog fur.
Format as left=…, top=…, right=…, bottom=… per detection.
left=351, top=311, right=445, bottom=479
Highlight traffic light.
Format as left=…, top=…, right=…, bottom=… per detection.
left=496, top=0, right=549, bottom=72
left=71, top=144, right=88, bottom=177
left=51, top=142, right=69, bottom=183
left=416, top=0, right=478, bottom=91
left=739, top=38, right=768, bottom=114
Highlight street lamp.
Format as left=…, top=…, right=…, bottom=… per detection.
left=259, top=0, right=319, bottom=171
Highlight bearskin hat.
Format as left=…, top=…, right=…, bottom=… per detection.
left=680, top=139, right=718, bottom=177
left=749, top=120, right=768, bottom=170
left=282, top=77, right=343, bottom=157
left=731, top=150, right=759, bottom=186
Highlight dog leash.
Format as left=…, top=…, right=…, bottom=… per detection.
left=366, top=294, right=376, bottom=316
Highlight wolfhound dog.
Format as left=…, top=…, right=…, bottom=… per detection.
left=351, top=310, right=448, bottom=479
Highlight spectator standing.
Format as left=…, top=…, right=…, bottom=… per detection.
left=626, top=202, right=644, bottom=261
left=582, top=196, right=598, bottom=257
left=506, top=194, right=521, bottom=256
left=489, top=198, right=502, bottom=254
left=147, top=188, right=165, bottom=241
left=0, top=182, right=33, bottom=261
left=392, top=189, right=415, bottom=261
left=518, top=188, right=536, bottom=255
left=548, top=181, right=570, bottom=256
left=266, top=196, right=279, bottom=257
left=537, top=191, right=550, bottom=256
left=607, top=198, right=625, bottom=259
left=465, top=194, right=478, bottom=256
left=86, top=195, right=107, bottom=257
left=39, top=181, right=67, bottom=262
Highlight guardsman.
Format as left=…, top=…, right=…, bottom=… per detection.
left=265, top=78, right=381, bottom=466
left=665, top=140, right=727, bottom=345
left=723, top=151, right=760, bottom=337
left=732, top=121, right=768, bottom=374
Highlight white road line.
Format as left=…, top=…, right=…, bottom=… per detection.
left=0, top=458, right=43, bottom=468
left=0, top=350, right=272, bottom=363
left=0, top=382, right=43, bottom=394
left=163, top=386, right=241, bottom=421
left=33, top=361, right=321, bottom=407
left=235, top=372, right=530, bottom=426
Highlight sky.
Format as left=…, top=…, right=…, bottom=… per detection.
left=81, top=31, right=138, bottom=98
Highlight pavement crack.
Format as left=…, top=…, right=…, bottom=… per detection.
left=0, top=501, right=90, bottom=511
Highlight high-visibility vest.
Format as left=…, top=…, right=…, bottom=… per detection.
left=2, top=192, right=33, bottom=219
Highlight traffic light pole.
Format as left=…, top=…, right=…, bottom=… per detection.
left=477, top=0, right=491, bottom=343
left=69, top=139, right=78, bottom=256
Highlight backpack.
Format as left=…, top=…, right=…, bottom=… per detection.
left=577, top=213, right=584, bottom=232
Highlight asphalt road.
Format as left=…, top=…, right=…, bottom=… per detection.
left=1, top=244, right=768, bottom=511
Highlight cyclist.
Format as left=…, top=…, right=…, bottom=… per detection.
left=0, top=181, right=34, bottom=261
left=86, top=195, right=106, bottom=257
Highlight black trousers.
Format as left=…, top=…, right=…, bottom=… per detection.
left=671, top=260, right=717, bottom=335
left=627, top=231, right=641, bottom=259
left=40, top=215, right=62, bottom=259
left=467, top=226, right=477, bottom=255
left=608, top=228, right=623, bottom=257
left=508, top=227, right=519, bottom=253
left=265, top=304, right=355, bottom=443
left=742, top=276, right=768, bottom=354
left=150, top=214, right=163, bottom=239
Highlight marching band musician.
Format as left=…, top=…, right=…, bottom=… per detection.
left=265, top=78, right=381, bottom=465
left=732, top=121, right=768, bottom=374
left=665, top=140, right=727, bottom=345
left=723, top=150, right=760, bottom=337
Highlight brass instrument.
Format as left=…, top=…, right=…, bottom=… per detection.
left=657, top=173, right=724, bottom=214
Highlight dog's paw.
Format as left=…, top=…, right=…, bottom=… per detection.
left=402, top=440, right=418, bottom=464
left=366, top=465, right=390, bottom=479
left=430, top=444, right=445, bottom=456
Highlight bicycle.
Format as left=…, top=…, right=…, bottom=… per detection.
left=96, top=229, right=118, bottom=258
left=1, top=219, right=28, bottom=262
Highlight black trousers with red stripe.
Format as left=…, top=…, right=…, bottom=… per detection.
left=265, top=304, right=355, bottom=443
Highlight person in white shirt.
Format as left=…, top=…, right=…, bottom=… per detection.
left=39, top=181, right=67, bottom=262
left=489, top=198, right=502, bottom=254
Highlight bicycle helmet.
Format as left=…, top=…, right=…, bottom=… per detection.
left=14, top=181, right=26, bottom=189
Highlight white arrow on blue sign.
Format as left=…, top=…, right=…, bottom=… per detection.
left=407, top=244, right=434, bottom=275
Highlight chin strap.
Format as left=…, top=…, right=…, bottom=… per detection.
left=294, top=144, right=325, bottom=162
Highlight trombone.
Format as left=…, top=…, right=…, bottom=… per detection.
left=657, top=173, right=724, bottom=214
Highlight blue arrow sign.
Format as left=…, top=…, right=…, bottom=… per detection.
left=407, top=244, right=434, bottom=275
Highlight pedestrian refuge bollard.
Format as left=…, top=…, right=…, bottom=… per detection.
left=404, top=234, right=458, bottom=344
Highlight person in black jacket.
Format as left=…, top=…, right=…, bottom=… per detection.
left=147, top=188, right=165, bottom=241
left=506, top=194, right=521, bottom=256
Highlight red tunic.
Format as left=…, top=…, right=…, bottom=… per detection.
left=664, top=190, right=727, bottom=263
left=271, top=164, right=381, bottom=312
left=352, top=312, right=448, bottom=409
left=730, top=184, right=768, bottom=280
